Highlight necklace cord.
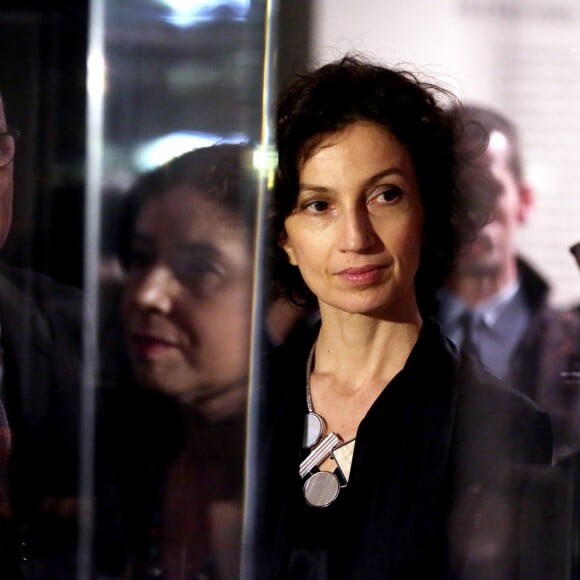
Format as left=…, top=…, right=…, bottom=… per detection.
left=305, top=341, right=316, bottom=413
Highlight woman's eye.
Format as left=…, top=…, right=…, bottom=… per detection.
left=174, top=255, right=225, bottom=294
left=373, top=186, right=403, bottom=204
left=304, top=199, right=329, bottom=213
left=175, top=259, right=218, bottom=281
left=128, top=247, right=153, bottom=268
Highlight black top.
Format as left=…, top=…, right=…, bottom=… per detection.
left=253, top=318, right=552, bottom=579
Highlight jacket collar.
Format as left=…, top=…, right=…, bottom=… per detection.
left=517, top=256, right=550, bottom=314
left=0, top=266, right=53, bottom=422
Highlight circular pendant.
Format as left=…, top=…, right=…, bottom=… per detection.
left=303, top=471, right=340, bottom=508
left=303, top=412, right=326, bottom=448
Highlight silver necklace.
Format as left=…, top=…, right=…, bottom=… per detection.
left=300, top=342, right=355, bottom=508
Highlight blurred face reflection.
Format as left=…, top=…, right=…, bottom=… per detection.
left=121, top=186, right=253, bottom=422
left=0, top=99, right=13, bottom=249
left=457, top=131, right=532, bottom=278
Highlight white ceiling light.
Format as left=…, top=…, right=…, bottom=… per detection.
left=155, top=0, right=250, bottom=26
left=133, top=130, right=249, bottom=171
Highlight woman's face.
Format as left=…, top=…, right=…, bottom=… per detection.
left=281, top=120, right=424, bottom=320
left=121, top=186, right=253, bottom=421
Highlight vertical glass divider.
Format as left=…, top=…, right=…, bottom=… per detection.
left=79, top=0, right=106, bottom=577
left=242, top=0, right=279, bottom=577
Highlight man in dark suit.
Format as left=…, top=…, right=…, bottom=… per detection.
left=437, top=104, right=580, bottom=460
left=0, top=91, right=122, bottom=577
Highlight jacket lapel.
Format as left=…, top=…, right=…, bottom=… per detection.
left=0, top=269, right=53, bottom=435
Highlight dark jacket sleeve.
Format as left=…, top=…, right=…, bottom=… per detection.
left=0, top=264, right=125, bottom=577
left=452, top=350, right=553, bottom=579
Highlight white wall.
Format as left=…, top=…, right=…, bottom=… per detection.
left=308, top=0, right=580, bottom=307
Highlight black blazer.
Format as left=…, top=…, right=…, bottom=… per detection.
left=253, top=318, right=553, bottom=579
left=0, top=264, right=124, bottom=578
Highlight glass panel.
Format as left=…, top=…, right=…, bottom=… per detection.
left=86, top=0, right=274, bottom=577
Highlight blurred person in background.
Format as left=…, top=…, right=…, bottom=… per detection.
left=437, top=104, right=580, bottom=460
left=0, top=90, right=122, bottom=577
left=106, top=144, right=256, bottom=580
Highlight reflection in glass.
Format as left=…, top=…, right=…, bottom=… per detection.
left=86, top=0, right=272, bottom=577
left=103, top=145, right=255, bottom=578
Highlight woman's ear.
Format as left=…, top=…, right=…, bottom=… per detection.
left=279, top=231, right=298, bottom=266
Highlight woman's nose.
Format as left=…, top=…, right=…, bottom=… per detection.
left=339, top=206, right=376, bottom=252
left=131, top=267, right=176, bottom=313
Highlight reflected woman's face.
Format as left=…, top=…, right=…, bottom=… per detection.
left=121, top=186, right=253, bottom=422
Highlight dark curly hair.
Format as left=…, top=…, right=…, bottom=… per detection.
left=270, top=54, right=490, bottom=317
left=117, top=143, right=256, bottom=269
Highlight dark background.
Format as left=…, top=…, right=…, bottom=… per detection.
left=0, top=1, right=88, bottom=287
left=0, top=0, right=310, bottom=290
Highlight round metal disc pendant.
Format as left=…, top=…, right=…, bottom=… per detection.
left=303, top=471, right=341, bottom=508
left=303, top=412, right=326, bottom=448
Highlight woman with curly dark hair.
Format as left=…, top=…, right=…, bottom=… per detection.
left=252, top=55, right=552, bottom=579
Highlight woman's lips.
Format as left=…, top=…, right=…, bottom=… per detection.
left=337, top=265, right=386, bottom=284
left=130, top=333, right=178, bottom=357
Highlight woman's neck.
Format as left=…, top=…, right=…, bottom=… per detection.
left=308, top=312, right=422, bottom=441
left=319, top=323, right=419, bottom=382
left=315, top=306, right=422, bottom=383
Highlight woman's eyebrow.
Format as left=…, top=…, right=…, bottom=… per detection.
left=364, top=167, right=406, bottom=187
left=299, top=167, right=406, bottom=194
left=176, top=240, right=223, bottom=261
left=131, top=231, right=153, bottom=246
left=298, top=183, right=330, bottom=194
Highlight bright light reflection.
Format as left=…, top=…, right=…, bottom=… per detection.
left=488, top=130, right=509, bottom=154
left=252, top=145, right=278, bottom=188
left=134, top=130, right=249, bottom=171
left=155, top=0, right=250, bottom=27
left=87, top=51, right=107, bottom=99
